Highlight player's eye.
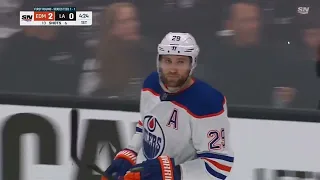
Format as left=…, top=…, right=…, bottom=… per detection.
left=165, top=59, right=172, bottom=63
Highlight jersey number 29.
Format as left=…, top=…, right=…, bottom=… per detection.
left=207, top=128, right=225, bottom=150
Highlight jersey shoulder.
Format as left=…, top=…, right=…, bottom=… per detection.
left=177, top=79, right=226, bottom=118
left=142, top=71, right=161, bottom=96
left=140, top=72, right=226, bottom=118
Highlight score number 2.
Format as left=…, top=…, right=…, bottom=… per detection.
left=48, top=13, right=53, bottom=20
left=207, top=128, right=225, bottom=150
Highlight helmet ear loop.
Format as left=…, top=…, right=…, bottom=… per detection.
left=157, top=56, right=166, bottom=86
left=189, top=56, right=197, bottom=76
left=156, top=55, right=162, bottom=74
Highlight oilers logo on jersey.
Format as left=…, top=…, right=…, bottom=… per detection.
left=142, top=115, right=165, bottom=159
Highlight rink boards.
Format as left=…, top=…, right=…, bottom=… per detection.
left=0, top=104, right=319, bottom=180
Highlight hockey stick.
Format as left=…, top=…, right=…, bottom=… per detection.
left=70, top=109, right=143, bottom=180
left=70, top=108, right=114, bottom=179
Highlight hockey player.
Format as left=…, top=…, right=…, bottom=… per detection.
left=102, top=32, right=234, bottom=180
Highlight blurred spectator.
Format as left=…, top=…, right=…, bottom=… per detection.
left=300, top=22, right=320, bottom=60
left=224, top=1, right=261, bottom=47
left=275, top=8, right=320, bottom=109
left=202, top=1, right=279, bottom=107
left=265, top=0, right=298, bottom=45
left=79, top=2, right=155, bottom=100
left=134, top=0, right=230, bottom=47
left=0, top=25, right=86, bottom=95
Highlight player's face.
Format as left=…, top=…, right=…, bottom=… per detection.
left=159, top=55, right=191, bottom=88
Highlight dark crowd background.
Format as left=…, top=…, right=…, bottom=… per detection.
left=0, top=0, right=319, bottom=109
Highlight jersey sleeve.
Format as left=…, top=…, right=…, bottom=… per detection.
left=126, top=90, right=146, bottom=153
left=179, top=96, right=234, bottom=180
left=126, top=72, right=159, bottom=153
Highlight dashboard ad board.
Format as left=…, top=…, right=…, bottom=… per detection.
left=0, top=104, right=319, bottom=180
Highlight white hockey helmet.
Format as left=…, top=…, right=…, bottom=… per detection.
left=157, top=32, right=200, bottom=75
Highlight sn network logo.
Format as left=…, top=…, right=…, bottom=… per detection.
left=297, top=7, right=310, bottom=14
left=21, top=14, right=33, bottom=22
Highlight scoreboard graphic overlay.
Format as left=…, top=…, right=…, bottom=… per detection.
left=20, top=7, right=92, bottom=26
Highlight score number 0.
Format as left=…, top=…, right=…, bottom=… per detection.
left=68, top=13, right=75, bottom=20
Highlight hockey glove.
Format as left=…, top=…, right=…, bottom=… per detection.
left=102, top=149, right=137, bottom=180
left=124, top=155, right=181, bottom=180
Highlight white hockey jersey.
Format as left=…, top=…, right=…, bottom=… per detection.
left=127, top=72, right=234, bottom=180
